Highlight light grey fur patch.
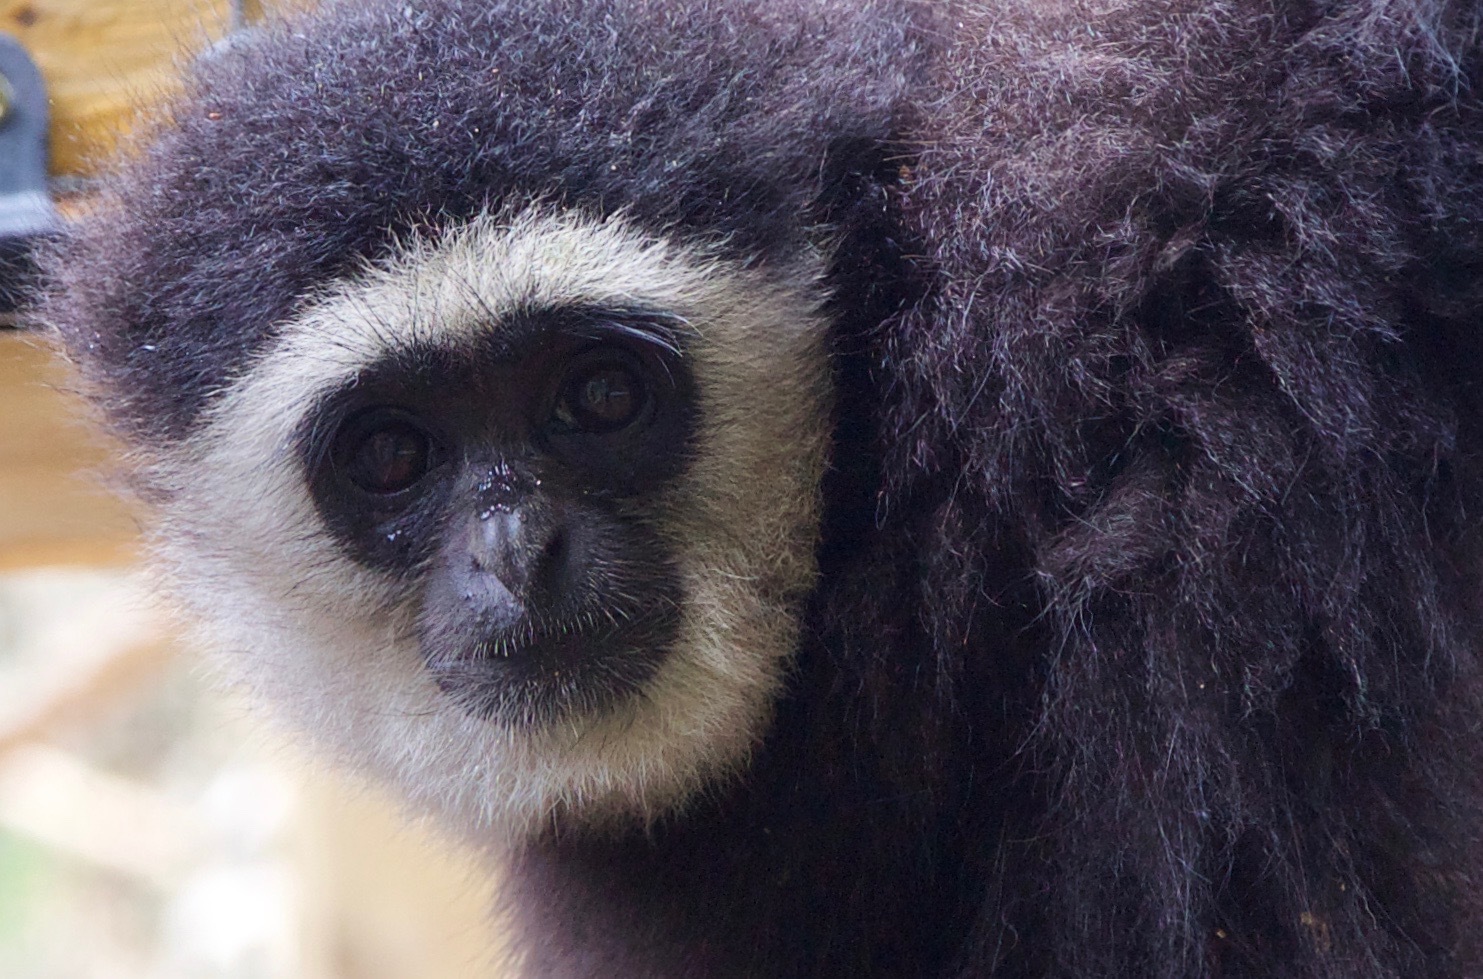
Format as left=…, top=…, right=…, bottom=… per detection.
left=149, top=208, right=833, bottom=839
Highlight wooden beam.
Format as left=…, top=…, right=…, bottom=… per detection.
left=0, top=0, right=303, bottom=177
left=0, top=334, right=141, bottom=567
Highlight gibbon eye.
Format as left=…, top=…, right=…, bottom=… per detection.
left=335, top=409, right=436, bottom=495
left=554, top=356, right=650, bottom=433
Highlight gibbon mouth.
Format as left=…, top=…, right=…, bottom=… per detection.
left=420, top=606, right=678, bottom=726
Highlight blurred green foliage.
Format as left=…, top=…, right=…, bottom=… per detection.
left=0, top=829, right=50, bottom=944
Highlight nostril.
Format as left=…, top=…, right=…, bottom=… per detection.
left=533, top=525, right=578, bottom=599
left=534, top=526, right=573, bottom=596
left=467, top=504, right=575, bottom=600
left=542, top=528, right=568, bottom=568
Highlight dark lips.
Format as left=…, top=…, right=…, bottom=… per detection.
left=422, top=602, right=679, bottom=727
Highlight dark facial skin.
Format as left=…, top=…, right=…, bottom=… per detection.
left=302, top=308, right=697, bottom=727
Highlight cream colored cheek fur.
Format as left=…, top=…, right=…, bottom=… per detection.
left=148, top=209, right=832, bottom=839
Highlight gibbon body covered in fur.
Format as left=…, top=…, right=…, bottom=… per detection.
left=42, top=1, right=1483, bottom=975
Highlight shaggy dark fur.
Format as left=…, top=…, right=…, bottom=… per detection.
left=40, top=0, right=1483, bottom=976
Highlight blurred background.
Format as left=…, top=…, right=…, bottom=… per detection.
left=0, top=2, right=508, bottom=975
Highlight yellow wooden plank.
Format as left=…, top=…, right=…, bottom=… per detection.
left=1, top=0, right=237, bottom=176
left=0, top=334, right=141, bottom=566
left=0, top=2, right=257, bottom=558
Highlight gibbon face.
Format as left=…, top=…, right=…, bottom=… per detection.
left=152, top=209, right=834, bottom=837
left=40, top=0, right=916, bottom=845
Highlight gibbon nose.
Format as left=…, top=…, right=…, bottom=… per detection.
left=466, top=504, right=572, bottom=605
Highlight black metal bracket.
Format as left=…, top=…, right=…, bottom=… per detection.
left=0, top=34, right=58, bottom=324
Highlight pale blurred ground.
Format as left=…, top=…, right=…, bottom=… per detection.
left=0, top=3, right=512, bottom=975
left=0, top=331, right=509, bottom=979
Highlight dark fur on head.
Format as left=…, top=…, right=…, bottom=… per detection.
left=45, top=0, right=919, bottom=443
left=40, top=0, right=1483, bottom=976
